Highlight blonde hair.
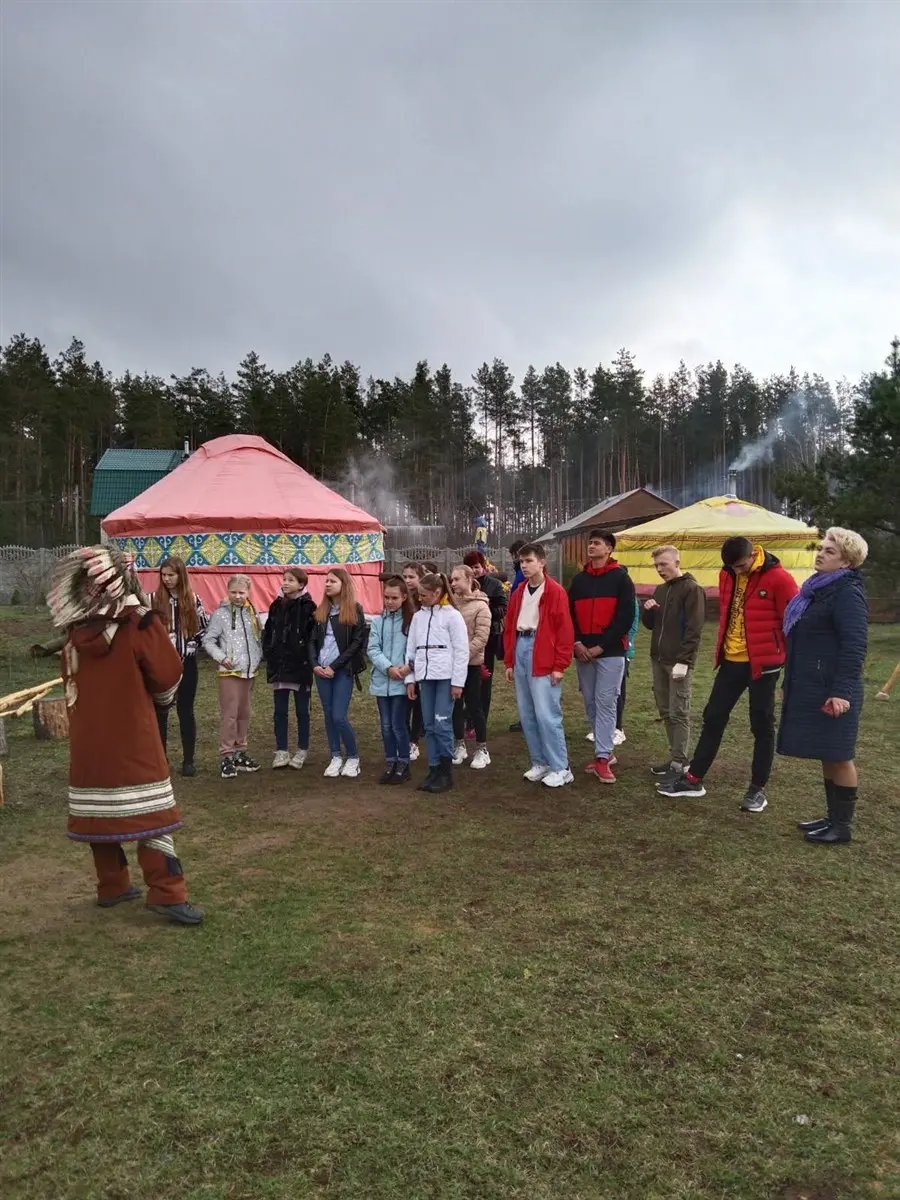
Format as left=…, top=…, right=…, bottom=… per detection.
left=823, top=527, right=868, bottom=568
left=450, top=564, right=478, bottom=593
left=227, top=574, right=251, bottom=592
left=651, top=545, right=680, bottom=561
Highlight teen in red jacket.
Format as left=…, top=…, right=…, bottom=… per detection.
left=504, top=542, right=575, bottom=788
left=657, top=536, right=798, bottom=812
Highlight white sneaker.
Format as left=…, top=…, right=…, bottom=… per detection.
left=586, top=731, right=595, bottom=742
left=470, top=747, right=491, bottom=770
left=613, top=729, right=626, bottom=746
left=452, top=741, right=468, bottom=765
left=289, top=749, right=308, bottom=770
left=409, top=743, right=420, bottom=761
left=543, top=768, right=574, bottom=788
left=323, top=756, right=343, bottom=777
left=340, top=757, right=361, bottom=778
left=272, top=750, right=291, bottom=769
left=524, top=764, right=551, bottom=782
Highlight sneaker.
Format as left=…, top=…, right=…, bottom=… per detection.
left=543, top=768, right=574, bottom=788
left=586, top=731, right=595, bottom=742
left=234, top=751, right=260, bottom=773
left=181, top=762, right=196, bottom=777
left=452, top=741, right=468, bottom=766
left=340, top=757, right=361, bottom=778
left=740, top=787, right=768, bottom=813
left=389, top=763, right=411, bottom=785
left=289, top=749, right=308, bottom=770
left=221, top=755, right=238, bottom=779
left=585, top=758, right=616, bottom=784
left=148, top=901, right=204, bottom=926
left=324, top=756, right=344, bottom=777
left=524, top=763, right=551, bottom=782
left=650, top=761, right=679, bottom=776
left=656, top=775, right=706, bottom=798
left=379, top=764, right=398, bottom=785
left=613, top=728, right=626, bottom=746
left=470, top=747, right=491, bottom=770
left=409, top=743, right=420, bottom=762
left=272, top=750, right=291, bottom=769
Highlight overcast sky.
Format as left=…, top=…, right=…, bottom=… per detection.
left=1, top=0, right=898, bottom=388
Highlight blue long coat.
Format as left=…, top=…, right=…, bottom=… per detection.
left=777, top=570, right=868, bottom=762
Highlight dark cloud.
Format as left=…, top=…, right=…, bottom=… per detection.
left=1, top=0, right=897, bottom=384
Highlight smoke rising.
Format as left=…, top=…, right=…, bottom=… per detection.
left=729, top=390, right=812, bottom=472
left=337, top=453, right=414, bottom=525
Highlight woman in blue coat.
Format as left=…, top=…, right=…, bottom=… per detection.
left=778, top=527, right=869, bottom=844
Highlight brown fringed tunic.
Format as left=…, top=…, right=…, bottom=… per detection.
left=64, top=609, right=183, bottom=843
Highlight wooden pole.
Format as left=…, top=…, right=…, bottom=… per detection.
left=0, top=679, right=63, bottom=715
left=0, top=718, right=7, bottom=757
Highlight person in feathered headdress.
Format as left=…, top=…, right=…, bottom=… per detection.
left=47, top=546, right=204, bottom=925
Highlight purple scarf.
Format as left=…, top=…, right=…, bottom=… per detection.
left=783, top=569, right=852, bottom=636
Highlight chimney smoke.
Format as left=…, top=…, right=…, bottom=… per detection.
left=726, top=469, right=737, bottom=497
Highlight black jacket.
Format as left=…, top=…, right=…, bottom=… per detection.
left=640, top=572, right=706, bottom=666
left=567, top=560, right=636, bottom=657
left=308, top=603, right=368, bottom=677
left=479, top=573, right=508, bottom=636
left=262, top=593, right=317, bottom=686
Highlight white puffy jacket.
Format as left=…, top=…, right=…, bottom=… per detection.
left=406, top=604, right=469, bottom=687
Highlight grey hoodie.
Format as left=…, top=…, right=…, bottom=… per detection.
left=203, top=599, right=263, bottom=678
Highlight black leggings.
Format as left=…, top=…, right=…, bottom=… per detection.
left=481, top=637, right=498, bottom=721
left=453, top=665, right=487, bottom=742
left=156, top=654, right=198, bottom=764
left=407, top=694, right=423, bottom=742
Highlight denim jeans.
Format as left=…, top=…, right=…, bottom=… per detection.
left=272, top=686, right=311, bottom=751
left=315, top=670, right=358, bottom=758
left=576, top=656, right=626, bottom=759
left=418, top=679, right=455, bottom=765
left=376, top=694, right=411, bottom=763
left=513, top=637, right=569, bottom=773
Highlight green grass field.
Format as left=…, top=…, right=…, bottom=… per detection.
left=1, top=608, right=898, bottom=1200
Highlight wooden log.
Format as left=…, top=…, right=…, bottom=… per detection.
left=0, top=762, right=4, bottom=807
left=0, top=718, right=7, bottom=757
left=12, top=682, right=60, bottom=717
left=0, top=678, right=63, bottom=715
left=33, top=697, right=69, bottom=740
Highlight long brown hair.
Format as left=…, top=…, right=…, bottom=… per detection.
left=154, top=556, right=199, bottom=639
left=382, top=575, right=415, bottom=634
left=418, top=572, right=458, bottom=609
left=450, top=564, right=478, bottom=594
left=314, top=569, right=359, bottom=626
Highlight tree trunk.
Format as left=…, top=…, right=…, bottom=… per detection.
left=33, top=698, right=69, bottom=740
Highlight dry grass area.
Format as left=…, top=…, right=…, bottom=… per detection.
left=1, top=608, right=898, bottom=1199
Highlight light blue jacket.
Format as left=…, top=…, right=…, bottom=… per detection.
left=626, top=598, right=640, bottom=661
left=368, top=610, right=409, bottom=697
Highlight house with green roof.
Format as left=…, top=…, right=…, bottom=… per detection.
left=90, top=448, right=185, bottom=518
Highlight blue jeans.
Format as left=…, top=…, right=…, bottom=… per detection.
left=315, top=671, right=358, bottom=757
left=272, top=686, right=310, bottom=751
left=514, top=637, right=569, bottom=772
left=376, top=695, right=411, bottom=763
left=576, top=656, right=625, bottom=759
left=418, top=679, right=455, bottom=765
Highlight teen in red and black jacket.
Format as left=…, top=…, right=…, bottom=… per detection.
left=568, top=558, right=636, bottom=656
left=715, top=550, right=798, bottom=678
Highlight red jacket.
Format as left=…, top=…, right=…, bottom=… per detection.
left=715, top=551, right=799, bottom=679
left=504, top=575, right=574, bottom=676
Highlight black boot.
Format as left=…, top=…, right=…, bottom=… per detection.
left=389, top=763, right=411, bottom=785
left=379, top=763, right=398, bottom=785
left=805, top=786, right=855, bottom=844
left=417, top=765, right=440, bottom=792
left=798, top=779, right=834, bottom=832
left=427, top=756, right=454, bottom=794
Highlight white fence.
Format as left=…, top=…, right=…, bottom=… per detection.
left=0, top=545, right=81, bottom=605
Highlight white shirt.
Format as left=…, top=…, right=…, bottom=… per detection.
left=517, top=579, right=545, bottom=631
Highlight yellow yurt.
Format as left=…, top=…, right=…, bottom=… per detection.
left=616, top=494, right=818, bottom=593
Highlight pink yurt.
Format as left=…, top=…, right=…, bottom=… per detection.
left=101, top=435, right=385, bottom=612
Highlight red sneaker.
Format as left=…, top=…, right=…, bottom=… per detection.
left=585, top=758, right=616, bottom=784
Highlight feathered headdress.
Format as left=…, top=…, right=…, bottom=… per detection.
left=47, top=545, right=148, bottom=629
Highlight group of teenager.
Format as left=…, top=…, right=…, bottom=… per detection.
left=45, top=519, right=873, bottom=925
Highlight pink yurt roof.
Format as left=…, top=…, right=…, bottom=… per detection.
left=102, top=435, right=380, bottom=536
left=101, top=435, right=385, bottom=612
